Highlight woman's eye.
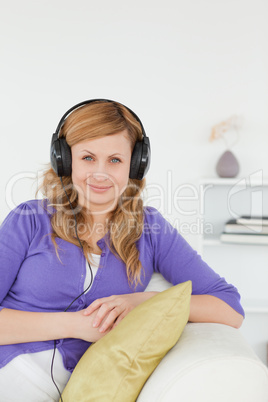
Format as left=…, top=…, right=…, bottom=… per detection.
left=83, top=156, right=93, bottom=161
left=111, top=158, right=121, bottom=163
left=82, top=156, right=121, bottom=163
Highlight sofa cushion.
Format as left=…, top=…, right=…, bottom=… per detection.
left=61, top=280, right=192, bottom=402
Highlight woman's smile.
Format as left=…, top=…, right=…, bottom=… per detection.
left=88, top=183, right=113, bottom=193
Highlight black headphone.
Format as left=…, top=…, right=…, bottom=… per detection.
left=50, top=99, right=151, bottom=180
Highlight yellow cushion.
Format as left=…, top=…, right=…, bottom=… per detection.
left=61, top=281, right=192, bottom=402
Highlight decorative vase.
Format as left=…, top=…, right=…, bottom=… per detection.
left=216, top=150, right=239, bottom=178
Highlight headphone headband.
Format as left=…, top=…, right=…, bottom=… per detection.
left=54, top=98, right=147, bottom=139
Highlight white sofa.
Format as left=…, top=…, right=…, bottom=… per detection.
left=138, top=273, right=268, bottom=402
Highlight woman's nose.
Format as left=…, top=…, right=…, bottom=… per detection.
left=90, top=159, right=105, bottom=173
left=91, top=163, right=110, bottom=181
left=92, top=173, right=109, bottom=182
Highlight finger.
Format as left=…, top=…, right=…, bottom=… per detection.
left=112, top=320, right=119, bottom=330
left=84, top=295, right=117, bottom=316
left=83, top=298, right=107, bottom=316
left=99, top=307, right=123, bottom=333
left=91, top=303, right=112, bottom=328
left=111, top=311, right=127, bottom=329
left=92, top=300, right=122, bottom=327
left=114, top=313, right=124, bottom=325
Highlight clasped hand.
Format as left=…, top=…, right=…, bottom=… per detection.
left=83, top=291, right=158, bottom=333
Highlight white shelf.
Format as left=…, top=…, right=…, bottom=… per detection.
left=203, top=237, right=268, bottom=247
left=199, top=177, right=268, bottom=365
left=200, top=176, right=268, bottom=186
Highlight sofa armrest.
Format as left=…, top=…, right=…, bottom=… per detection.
left=137, top=322, right=268, bottom=402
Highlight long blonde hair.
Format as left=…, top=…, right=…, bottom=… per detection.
left=38, top=100, right=147, bottom=290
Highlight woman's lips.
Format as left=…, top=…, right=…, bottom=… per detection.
left=88, top=184, right=113, bottom=193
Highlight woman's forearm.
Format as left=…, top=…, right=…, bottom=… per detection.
left=0, top=308, right=72, bottom=345
left=0, top=294, right=244, bottom=346
left=0, top=307, right=109, bottom=345
left=189, top=295, right=244, bottom=329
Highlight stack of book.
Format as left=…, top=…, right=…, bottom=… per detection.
left=220, top=216, right=268, bottom=245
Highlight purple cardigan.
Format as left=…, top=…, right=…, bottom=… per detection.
left=0, top=199, right=244, bottom=372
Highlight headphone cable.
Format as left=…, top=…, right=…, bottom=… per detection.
left=50, top=177, right=94, bottom=401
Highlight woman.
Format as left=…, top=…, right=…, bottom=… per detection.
left=0, top=99, right=244, bottom=401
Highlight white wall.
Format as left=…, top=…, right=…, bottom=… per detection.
left=1, top=0, right=268, bottom=249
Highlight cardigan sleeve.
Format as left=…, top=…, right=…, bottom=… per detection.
left=144, top=206, right=245, bottom=317
left=0, top=202, right=37, bottom=308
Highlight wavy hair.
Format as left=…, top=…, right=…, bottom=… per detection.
left=38, top=101, right=147, bottom=290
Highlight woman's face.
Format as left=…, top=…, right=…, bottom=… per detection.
left=71, top=130, right=132, bottom=217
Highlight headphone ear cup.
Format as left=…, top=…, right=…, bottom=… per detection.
left=129, top=142, right=142, bottom=179
left=50, top=134, right=72, bottom=177
left=59, top=138, right=72, bottom=177
left=129, top=139, right=150, bottom=180
left=50, top=136, right=61, bottom=176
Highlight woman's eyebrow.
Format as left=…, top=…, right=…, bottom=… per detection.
left=80, top=150, right=125, bottom=157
